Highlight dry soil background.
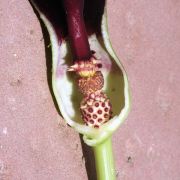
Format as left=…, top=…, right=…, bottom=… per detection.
left=0, top=0, right=180, bottom=180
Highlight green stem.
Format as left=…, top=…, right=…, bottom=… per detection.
left=93, top=137, right=116, bottom=180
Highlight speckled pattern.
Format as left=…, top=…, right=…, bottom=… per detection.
left=80, top=91, right=112, bottom=128
left=0, top=0, right=180, bottom=179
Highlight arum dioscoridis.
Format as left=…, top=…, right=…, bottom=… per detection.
left=30, top=0, right=131, bottom=179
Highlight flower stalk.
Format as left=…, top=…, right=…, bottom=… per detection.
left=93, top=138, right=116, bottom=180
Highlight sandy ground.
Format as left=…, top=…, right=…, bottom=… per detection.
left=0, top=0, right=180, bottom=179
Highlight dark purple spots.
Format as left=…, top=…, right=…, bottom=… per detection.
left=105, top=107, right=108, bottom=112
left=98, top=118, right=102, bottom=122
left=94, top=125, right=99, bottom=128
left=93, top=114, right=97, bottom=119
left=89, top=120, right=94, bottom=124
left=88, top=108, right=93, bottom=113
left=104, top=114, right=109, bottom=118
left=97, top=110, right=102, bottom=114
left=102, top=102, right=105, bottom=107
left=84, top=117, right=88, bottom=122
left=95, top=102, right=99, bottom=107
left=97, top=64, right=102, bottom=68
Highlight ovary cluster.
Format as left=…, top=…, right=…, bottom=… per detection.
left=68, top=55, right=112, bottom=128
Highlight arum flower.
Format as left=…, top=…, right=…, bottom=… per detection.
left=30, top=0, right=131, bottom=179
